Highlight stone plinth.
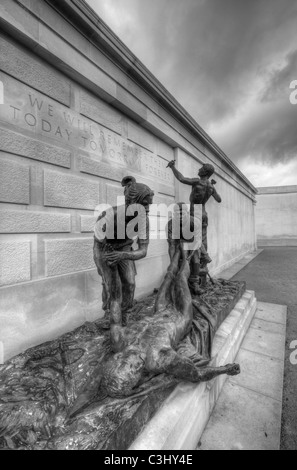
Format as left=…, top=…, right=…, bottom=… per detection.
left=129, top=290, right=257, bottom=450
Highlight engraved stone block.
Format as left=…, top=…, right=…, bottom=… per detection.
left=80, top=90, right=122, bottom=134
left=79, top=156, right=124, bottom=183
left=128, top=121, right=156, bottom=153
left=0, top=128, right=71, bottom=168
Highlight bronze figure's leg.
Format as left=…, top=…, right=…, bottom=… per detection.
left=200, top=243, right=212, bottom=264
left=155, top=248, right=181, bottom=312
left=149, top=347, right=240, bottom=383
left=173, top=253, right=193, bottom=316
left=189, top=250, right=204, bottom=295
left=93, top=240, right=113, bottom=315
left=200, top=211, right=210, bottom=288
left=118, top=257, right=136, bottom=313
left=166, top=351, right=240, bottom=382
left=109, top=265, right=126, bottom=353
left=202, top=223, right=208, bottom=252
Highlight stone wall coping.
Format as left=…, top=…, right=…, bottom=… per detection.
left=257, top=185, right=297, bottom=195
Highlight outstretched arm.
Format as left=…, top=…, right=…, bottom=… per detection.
left=168, top=161, right=199, bottom=186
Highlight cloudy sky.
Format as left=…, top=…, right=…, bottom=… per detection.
left=86, top=0, right=297, bottom=187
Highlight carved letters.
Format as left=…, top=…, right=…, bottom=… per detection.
left=0, top=74, right=173, bottom=185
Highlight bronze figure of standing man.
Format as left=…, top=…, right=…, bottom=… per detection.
left=168, top=161, right=222, bottom=286
left=93, top=177, right=154, bottom=322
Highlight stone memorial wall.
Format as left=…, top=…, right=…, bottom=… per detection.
left=256, top=186, right=297, bottom=246
left=0, top=0, right=257, bottom=361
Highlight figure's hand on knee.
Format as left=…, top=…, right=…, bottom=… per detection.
left=105, top=251, right=127, bottom=266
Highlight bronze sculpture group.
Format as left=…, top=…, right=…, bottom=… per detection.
left=0, top=161, right=242, bottom=450
left=94, top=161, right=222, bottom=315
left=69, top=161, right=239, bottom=417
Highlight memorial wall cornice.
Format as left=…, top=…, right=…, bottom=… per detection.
left=257, top=185, right=297, bottom=195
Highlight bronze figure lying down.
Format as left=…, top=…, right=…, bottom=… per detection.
left=69, top=247, right=240, bottom=417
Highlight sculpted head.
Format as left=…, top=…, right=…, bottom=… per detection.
left=121, top=176, right=136, bottom=194
left=198, top=164, right=215, bottom=178
left=121, top=176, right=154, bottom=212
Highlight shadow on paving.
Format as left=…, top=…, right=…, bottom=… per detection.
left=231, top=247, right=297, bottom=450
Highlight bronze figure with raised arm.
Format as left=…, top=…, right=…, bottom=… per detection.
left=168, top=161, right=222, bottom=287
left=167, top=161, right=221, bottom=251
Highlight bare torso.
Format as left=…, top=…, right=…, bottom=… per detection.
left=120, top=305, right=192, bottom=355
left=190, top=179, right=214, bottom=208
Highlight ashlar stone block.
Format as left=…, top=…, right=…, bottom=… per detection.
left=45, top=238, right=94, bottom=277
left=0, top=210, right=71, bottom=233
left=0, top=159, right=30, bottom=204
left=0, top=241, right=31, bottom=286
left=44, top=171, right=100, bottom=210
left=0, top=35, right=71, bottom=106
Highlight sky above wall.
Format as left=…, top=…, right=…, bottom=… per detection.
left=86, top=0, right=297, bottom=187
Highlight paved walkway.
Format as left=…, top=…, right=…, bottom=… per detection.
left=199, top=301, right=286, bottom=450
left=231, top=247, right=297, bottom=450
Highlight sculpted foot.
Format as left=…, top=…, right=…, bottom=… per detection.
left=192, top=285, right=204, bottom=296
left=189, top=281, right=204, bottom=296
left=202, top=253, right=212, bottom=265
left=224, top=363, right=241, bottom=376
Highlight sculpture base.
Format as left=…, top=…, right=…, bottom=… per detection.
left=0, top=280, right=248, bottom=451
left=130, top=290, right=257, bottom=450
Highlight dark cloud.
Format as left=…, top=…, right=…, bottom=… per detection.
left=261, top=50, right=297, bottom=103
left=129, top=0, right=297, bottom=125
left=216, top=100, right=297, bottom=166
left=87, top=0, right=297, bottom=185
left=214, top=47, right=297, bottom=167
